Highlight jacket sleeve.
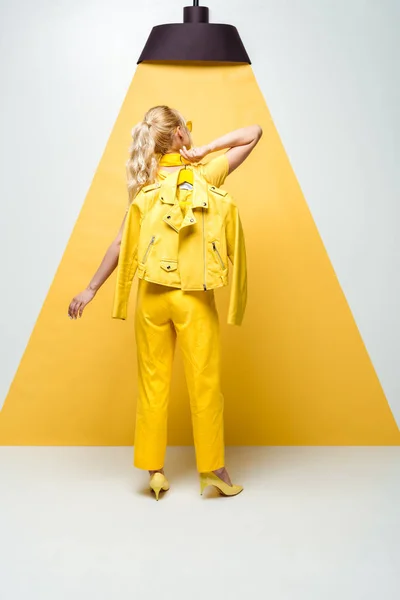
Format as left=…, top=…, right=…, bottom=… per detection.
left=226, top=201, right=247, bottom=326
left=111, top=201, right=141, bottom=320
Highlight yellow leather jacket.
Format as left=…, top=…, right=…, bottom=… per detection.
left=112, top=164, right=247, bottom=325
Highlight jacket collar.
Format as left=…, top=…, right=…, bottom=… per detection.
left=158, top=166, right=209, bottom=209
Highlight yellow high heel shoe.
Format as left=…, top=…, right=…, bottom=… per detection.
left=149, top=472, right=170, bottom=501
left=199, top=471, right=243, bottom=497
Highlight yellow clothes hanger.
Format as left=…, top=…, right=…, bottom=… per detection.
left=177, top=166, right=193, bottom=186
left=159, top=152, right=193, bottom=210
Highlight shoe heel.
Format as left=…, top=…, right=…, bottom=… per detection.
left=149, top=473, right=169, bottom=501
left=199, top=476, right=208, bottom=495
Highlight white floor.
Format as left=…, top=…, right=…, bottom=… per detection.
left=0, top=446, right=399, bottom=600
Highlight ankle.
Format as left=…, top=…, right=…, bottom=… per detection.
left=211, top=466, right=233, bottom=486
left=149, top=468, right=164, bottom=476
left=212, top=467, right=225, bottom=476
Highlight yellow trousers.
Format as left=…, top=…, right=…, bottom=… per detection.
left=133, top=279, right=225, bottom=472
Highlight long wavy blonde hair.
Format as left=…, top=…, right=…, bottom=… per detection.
left=126, top=105, right=193, bottom=204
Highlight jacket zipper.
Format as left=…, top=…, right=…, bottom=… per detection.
left=202, top=209, right=207, bottom=290
left=212, top=242, right=225, bottom=269
left=142, top=235, right=155, bottom=263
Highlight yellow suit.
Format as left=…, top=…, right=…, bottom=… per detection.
left=113, top=153, right=247, bottom=472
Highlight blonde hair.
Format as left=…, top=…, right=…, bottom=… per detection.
left=126, top=105, right=193, bottom=204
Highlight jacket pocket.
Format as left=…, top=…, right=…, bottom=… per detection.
left=142, top=235, right=155, bottom=264
left=160, top=259, right=178, bottom=272
left=211, top=241, right=226, bottom=270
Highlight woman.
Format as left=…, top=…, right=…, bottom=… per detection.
left=68, top=105, right=262, bottom=499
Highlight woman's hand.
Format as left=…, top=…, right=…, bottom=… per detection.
left=180, top=144, right=211, bottom=163
left=68, top=287, right=96, bottom=319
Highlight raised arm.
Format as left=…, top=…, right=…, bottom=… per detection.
left=180, top=124, right=263, bottom=175
left=207, top=125, right=262, bottom=174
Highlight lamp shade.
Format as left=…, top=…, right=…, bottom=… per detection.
left=137, top=4, right=251, bottom=64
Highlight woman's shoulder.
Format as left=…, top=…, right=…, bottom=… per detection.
left=154, top=152, right=229, bottom=188
left=197, top=153, right=229, bottom=188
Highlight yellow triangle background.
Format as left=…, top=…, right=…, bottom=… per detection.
left=1, top=62, right=399, bottom=445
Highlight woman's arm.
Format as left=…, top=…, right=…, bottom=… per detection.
left=68, top=213, right=127, bottom=319
left=181, top=124, right=263, bottom=175
left=207, top=125, right=263, bottom=174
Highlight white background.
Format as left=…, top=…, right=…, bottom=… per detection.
left=0, top=0, right=399, bottom=424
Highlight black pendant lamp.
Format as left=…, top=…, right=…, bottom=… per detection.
left=137, top=1, right=251, bottom=64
